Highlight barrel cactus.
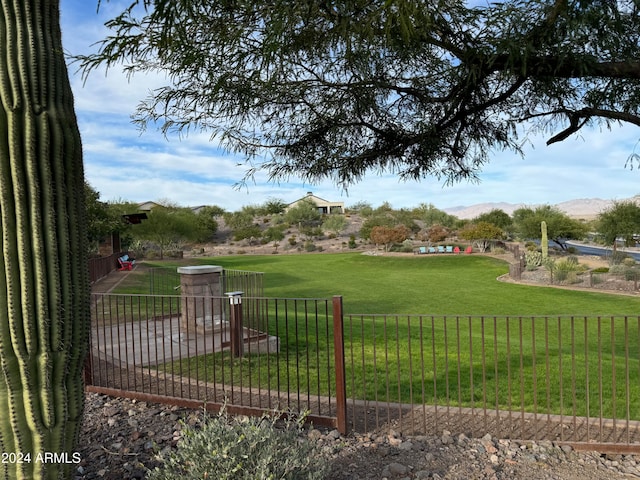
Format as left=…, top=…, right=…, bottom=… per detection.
left=0, top=1, right=90, bottom=478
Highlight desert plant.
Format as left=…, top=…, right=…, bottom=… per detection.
left=552, top=258, right=582, bottom=283
left=541, top=220, right=548, bottom=260
left=525, top=250, right=543, bottom=270
left=146, top=409, right=329, bottom=480
left=0, top=2, right=90, bottom=478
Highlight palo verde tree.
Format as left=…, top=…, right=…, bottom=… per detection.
left=79, top=1, right=640, bottom=187
left=597, top=200, right=640, bottom=248
left=0, top=1, right=90, bottom=478
left=512, top=205, right=587, bottom=249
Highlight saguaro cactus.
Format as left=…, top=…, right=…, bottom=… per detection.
left=0, top=1, right=90, bottom=479
left=541, top=220, right=549, bottom=260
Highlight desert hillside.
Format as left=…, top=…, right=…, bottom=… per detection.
left=443, top=195, right=640, bottom=220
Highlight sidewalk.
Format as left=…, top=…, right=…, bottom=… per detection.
left=91, top=263, right=144, bottom=294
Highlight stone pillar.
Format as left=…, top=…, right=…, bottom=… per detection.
left=178, top=265, right=224, bottom=335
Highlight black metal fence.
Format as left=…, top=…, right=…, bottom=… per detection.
left=343, top=313, right=640, bottom=452
left=86, top=292, right=640, bottom=452
left=148, top=266, right=264, bottom=297
left=86, top=292, right=341, bottom=429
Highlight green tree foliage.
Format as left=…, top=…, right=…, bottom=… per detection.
left=322, top=214, right=348, bottom=237
left=85, top=182, right=115, bottom=248
left=194, top=207, right=219, bottom=241
left=80, top=1, right=640, bottom=186
left=474, top=209, right=513, bottom=235
left=458, top=222, right=505, bottom=252
left=360, top=214, right=395, bottom=240
left=134, top=205, right=215, bottom=256
left=223, top=205, right=265, bottom=241
left=0, top=1, right=89, bottom=477
left=414, top=203, right=459, bottom=228
left=260, top=197, right=288, bottom=215
left=284, top=198, right=322, bottom=235
left=262, top=225, right=286, bottom=244
left=512, top=205, right=587, bottom=249
left=347, top=201, right=373, bottom=217
left=597, top=200, right=640, bottom=247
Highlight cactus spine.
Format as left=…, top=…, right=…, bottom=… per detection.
left=541, top=220, right=548, bottom=260
left=0, top=1, right=90, bottom=478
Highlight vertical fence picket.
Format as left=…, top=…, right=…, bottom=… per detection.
left=87, top=293, right=640, bottom=452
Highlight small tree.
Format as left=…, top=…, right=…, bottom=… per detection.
left=134, top=205, right=211, bottom=257
left=263, top=225, right=286, bottom=250
left=474, top=209, right=513, bottom=236
left=458, top=222, right=504, bottom=252
left=285, top=198, right=322, bottom=236
left=597, top=200, right=640, bottom=249
left=370, top=225, right=410, bottom=251
left=322, top=214, right=348, bottom=237
left=260, top=197, right=288, bottom=215
left=513, top=205, right=587, bottom=250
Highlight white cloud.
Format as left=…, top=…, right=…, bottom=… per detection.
left=62, top=0, right=640, bottom=212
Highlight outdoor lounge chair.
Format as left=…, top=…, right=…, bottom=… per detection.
left=118, top=254, right=135, bottom=271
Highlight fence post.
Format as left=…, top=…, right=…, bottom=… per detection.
left=226, top=291, right=244, bottom=357
left=332, top=295, right=347, bottom=435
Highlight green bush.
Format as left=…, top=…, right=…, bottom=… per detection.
left=553, top=258, right=582, bottom=283
left=146, top=409, right=329, bottom=480
left=524, top=251, right=542, bottom=270
left=592, top=267, right=609, bottom=273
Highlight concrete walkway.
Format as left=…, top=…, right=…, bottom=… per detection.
left=90, top=264, right=278, bottom=368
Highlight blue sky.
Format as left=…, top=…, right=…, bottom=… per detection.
left=60, top=0, right=640, bottom=212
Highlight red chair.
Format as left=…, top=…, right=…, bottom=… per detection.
left=453, top=246, right=461, bottom=254
left=464, top=246, right=473, bottom=254
left=118, top=255, right=134, bottom=271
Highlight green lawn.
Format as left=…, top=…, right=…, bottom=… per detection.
left=116, top=253, right=640, bottom=419
left=139, top=252, right=640, bottom=315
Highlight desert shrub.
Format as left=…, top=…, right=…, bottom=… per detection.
left=592, top=267, right=609, bottom=273
left=609, top=264, right=627, bottom=275
left=304, top=241, right=317, bottom=252
left=491, top=246, right=505, bottom=254
left=402, top=239, right=414, bottom=252
left=566, top=255, right=579, bottom=265
left=609, top=251, right=630, bottom=265
left=146, top=409, right=329, bottom=480
left=623, top=257, right=637, bottom=267
left=553, top=258, right=581, bottom=283
left=348, top=235, right=357, bottom=249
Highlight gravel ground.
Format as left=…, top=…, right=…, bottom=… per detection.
left=75, top=392, right=640, bottom=480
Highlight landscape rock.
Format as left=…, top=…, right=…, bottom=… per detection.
left=75, top=393, right=639, bottom=480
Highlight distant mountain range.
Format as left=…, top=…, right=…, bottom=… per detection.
left=442, top=196, right=640, bottom=220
